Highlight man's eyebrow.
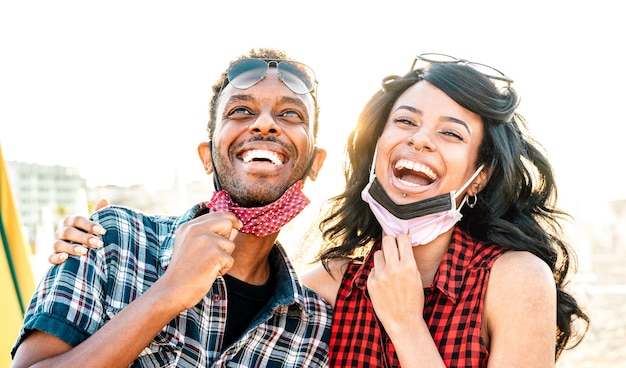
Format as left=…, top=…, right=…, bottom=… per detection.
left=227, top=94, right=254, bottom=102
left=279, top=96, right=308, bottom=111
left=394, top=105, right=471, bottom=134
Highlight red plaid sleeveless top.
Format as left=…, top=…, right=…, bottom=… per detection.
left=329, top=226, right=507, bottom=367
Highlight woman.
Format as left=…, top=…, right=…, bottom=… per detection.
left=302, top=54, right=589, bottom=367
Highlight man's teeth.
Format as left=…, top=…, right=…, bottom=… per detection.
left=395, top=159, right=437, bottom=181
left=242, top=150, right=283, bottom=165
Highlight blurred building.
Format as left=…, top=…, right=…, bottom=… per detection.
left=5, top=161, right=89, bottom=251
left=89, top=178, right=213, bottom=216
left=6, top=161, right=214, bottom=244
left=610, top=199, right=626, bottom=255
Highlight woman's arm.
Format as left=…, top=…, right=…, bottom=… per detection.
left=483, top=251, right=557, bottom=368
left=300, top=258, right=348, bottom=308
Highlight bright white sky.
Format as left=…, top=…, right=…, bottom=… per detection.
left=1, top=0, right=624, bottom=220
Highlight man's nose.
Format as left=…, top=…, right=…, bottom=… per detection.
left=248, top=111, right=281, bottom=136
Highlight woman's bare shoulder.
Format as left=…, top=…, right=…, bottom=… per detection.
left=301, top=257, right=352, bottom=308
left=483, top=250, right=557, bottom=364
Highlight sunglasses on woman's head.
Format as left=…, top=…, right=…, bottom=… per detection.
left=411, top=53, right=514, bottom=85
left=225, top=58, right=317, bottom=97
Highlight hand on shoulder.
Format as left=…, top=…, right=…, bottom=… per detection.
left=50, top=199, right=110, bottom=265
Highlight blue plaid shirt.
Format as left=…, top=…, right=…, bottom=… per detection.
left=13, top=204, right=332, bottom=367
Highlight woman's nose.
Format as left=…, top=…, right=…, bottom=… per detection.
left=408, top=129, right=435, bottom=152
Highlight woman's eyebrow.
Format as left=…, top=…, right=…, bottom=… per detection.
left=443, top=116, right=470, bottom=134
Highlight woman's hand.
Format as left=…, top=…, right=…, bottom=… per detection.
left=367, top=234, right=424, bottom=332
left=49, top=199, right=109, bottom=264
left=367, top=234, right=445, bottom=367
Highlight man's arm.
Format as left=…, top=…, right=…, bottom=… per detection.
left=12, top=282, right=185, bottom=368
left=13, top=211, right=241, bottom=367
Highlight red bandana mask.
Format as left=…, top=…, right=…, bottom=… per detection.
left=206, top=180, right=310, bottom=237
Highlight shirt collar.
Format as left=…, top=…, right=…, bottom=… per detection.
left=431, top=227, right=476, bottom=303
left=266, top=242, right=314, bottom=320
left=352, top=226, right=476, bottom=304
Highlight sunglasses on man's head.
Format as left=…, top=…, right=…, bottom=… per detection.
left=411, top=53, right=514, bottom=85
left=225, top=58, right=317, bottom=97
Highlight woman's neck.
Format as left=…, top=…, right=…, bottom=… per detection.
left=412, top=228, right=455, bottom=287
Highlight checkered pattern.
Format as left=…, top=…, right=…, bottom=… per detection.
left=329, top=226, right=507, bottom=367
left=13, top=203, right=331, bottom=367
left=207, top=181, right=310, bottom=237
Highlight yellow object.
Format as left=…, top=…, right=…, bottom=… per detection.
left=0, top=145, right=36, bottom=367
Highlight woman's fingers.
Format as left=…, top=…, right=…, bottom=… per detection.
left=94, top=198, right=109, bottom=211
left=48, top=252, right=69, bottom=265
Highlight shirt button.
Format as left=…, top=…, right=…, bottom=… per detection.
left=212, top=294, right=221, bottom=302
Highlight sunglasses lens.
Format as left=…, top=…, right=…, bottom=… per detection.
left=419, top=53, right=457, bottom=63
left=228, top=59, right=267, bottom=89
left=413, top=53, right=513, bottom=84
left=412, top=53, right=457, bottom=71
left=226, top=59, right=316, bottom=95
left=467, top=62, right=511, bottom=82
left=277, top=61, right=316, bottom=95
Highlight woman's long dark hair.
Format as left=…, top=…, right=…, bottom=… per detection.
left=315, top=63, right=589, bottom=358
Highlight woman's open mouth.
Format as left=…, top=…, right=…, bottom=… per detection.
left=393, top=159, right=437, bottom=187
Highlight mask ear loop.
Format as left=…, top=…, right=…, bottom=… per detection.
left=208, top=141, right=222, bottom=191
left=454, top=164, right=485, bottom=209
left=368, top=143, right=379, bottom=183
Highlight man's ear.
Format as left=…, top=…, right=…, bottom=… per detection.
left=197, top=142, right=213, bottom=174
left=307, top=147, right=326, bottom=181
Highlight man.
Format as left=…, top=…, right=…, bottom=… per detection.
left=11, top=48, right=331, bottom=367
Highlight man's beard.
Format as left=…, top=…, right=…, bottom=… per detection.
left=226, top=177, right=291, bottom=208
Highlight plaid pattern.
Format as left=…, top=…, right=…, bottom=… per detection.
left=329, top=226, right=507, bottom=368
left=13, top=203, right=331, bottom=367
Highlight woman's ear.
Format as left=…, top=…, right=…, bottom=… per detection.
left=197, top=142, right=213, bottom=174
left=471, top=166, right=492, bottom=195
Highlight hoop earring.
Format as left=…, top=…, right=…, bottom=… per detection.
left=467, top=194, right=477, bottom=208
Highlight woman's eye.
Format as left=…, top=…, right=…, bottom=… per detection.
left=394, top=117, right=416, bottom=126
left=441, top=130, right=464, bottom=141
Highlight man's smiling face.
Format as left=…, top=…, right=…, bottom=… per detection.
left=209, top=68, right=318, bottom=207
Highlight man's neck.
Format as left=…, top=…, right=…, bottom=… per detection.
left=227, top=231, right=279, bottom=285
